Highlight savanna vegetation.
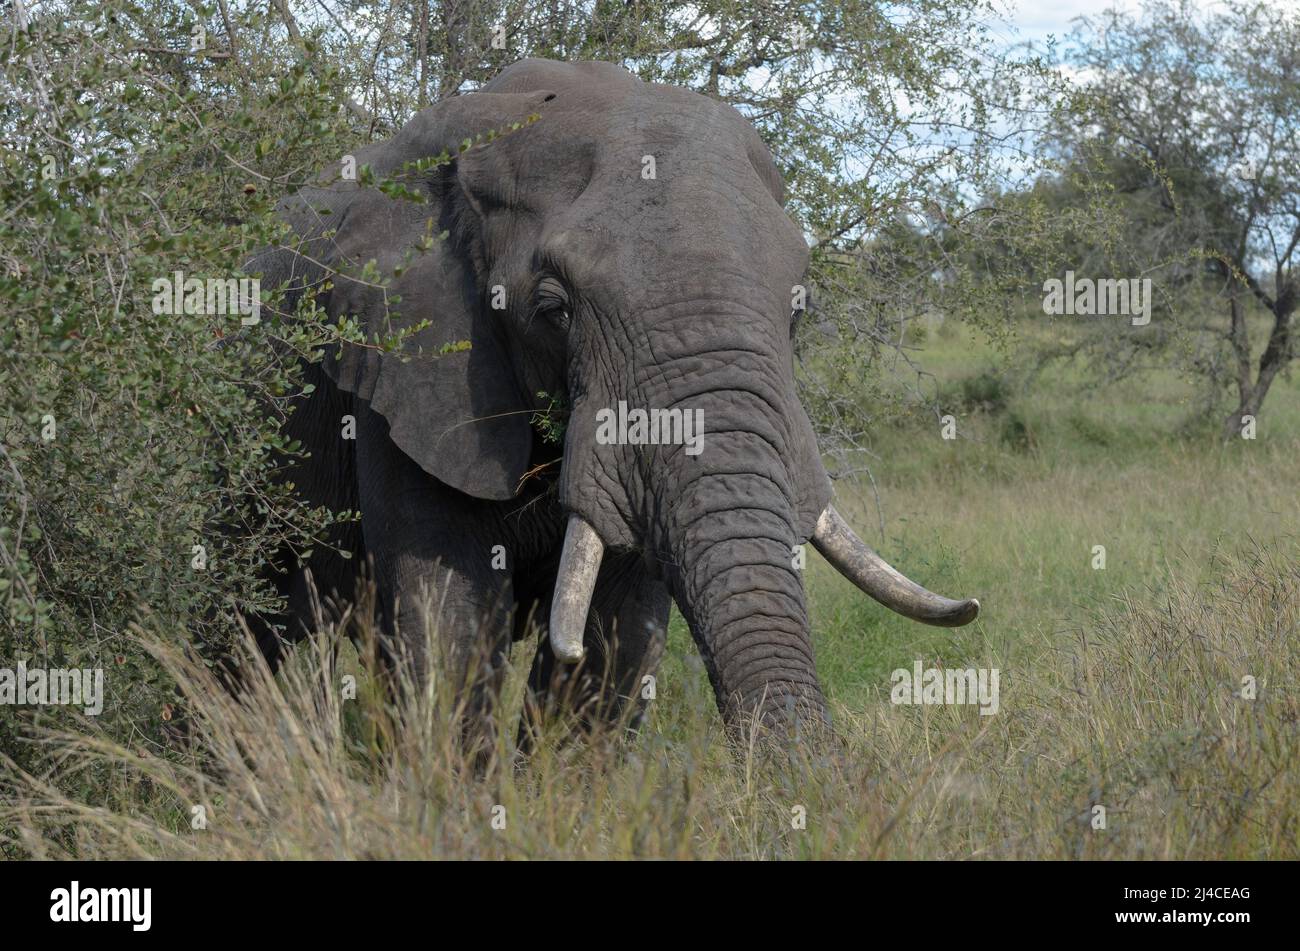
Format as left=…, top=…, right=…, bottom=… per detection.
left=2, top=0, right=1296, bottom=859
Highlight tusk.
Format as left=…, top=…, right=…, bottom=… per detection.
left=811, top=505, right=980, bottom=627
left=549, top=515, right=605, bottom=663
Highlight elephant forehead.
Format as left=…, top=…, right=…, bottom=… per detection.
left=540, top=173, right=806, bottom=288
left=481, top=59, right=747, bottom=141
left=473, top=61, right=774, bottom=194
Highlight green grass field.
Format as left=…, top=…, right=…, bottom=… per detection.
left=5, top=319, right=1297, bottom=859
left=801, top=318, right=1299, bottom=710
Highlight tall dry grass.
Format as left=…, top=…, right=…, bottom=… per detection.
left=3, top=544, right=1296, bottom=859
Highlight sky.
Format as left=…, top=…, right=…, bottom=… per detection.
left=999, top=0, right=1299, bottom=50
left=1000, top=0, right=1147, bottom=46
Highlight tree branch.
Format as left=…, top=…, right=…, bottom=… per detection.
left=269, top=0, right=372, bottom=126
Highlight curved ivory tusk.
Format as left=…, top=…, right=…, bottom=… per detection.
left=549, top=516, right=605, bottom=663
left=811, top=506, right=980, bottom=627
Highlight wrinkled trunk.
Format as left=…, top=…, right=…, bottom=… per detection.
left=655, top=435, right=828, bottom=731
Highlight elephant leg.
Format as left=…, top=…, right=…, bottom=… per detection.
left=521, top=551, right=671, bottom=745
left=352, top=403, right=514, bottom=748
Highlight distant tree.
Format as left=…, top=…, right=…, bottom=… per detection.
left=1055, top=0, right=1300, bottom=437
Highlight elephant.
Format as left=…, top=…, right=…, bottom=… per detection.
left=246, top=58, right=979, bottom=742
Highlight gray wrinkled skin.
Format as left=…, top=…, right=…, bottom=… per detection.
left=248, top=59, right=838, bottom=736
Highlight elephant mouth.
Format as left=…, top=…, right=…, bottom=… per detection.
left=547, top=506, right=979, bottom=664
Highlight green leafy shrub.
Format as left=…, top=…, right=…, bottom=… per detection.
left=999, top=409, right=1037, bottom=452
left=934, top=368, right=1012, bottom=416
left=0, top=4, right=352, bottom=766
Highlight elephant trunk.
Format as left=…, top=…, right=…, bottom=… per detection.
left=658, top=443, right=828, bottom=729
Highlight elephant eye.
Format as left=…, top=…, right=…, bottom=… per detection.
left=535, top=276, right=568, bottom=309
left=534, top=276, right=571, bottom=330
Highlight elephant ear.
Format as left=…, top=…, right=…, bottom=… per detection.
left=266, top=90, right=554, bottom=501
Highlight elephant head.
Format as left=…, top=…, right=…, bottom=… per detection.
left=256, top=59, right=978, bottom=730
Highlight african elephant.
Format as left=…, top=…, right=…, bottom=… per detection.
left=247, top=58, right=978, bottom=740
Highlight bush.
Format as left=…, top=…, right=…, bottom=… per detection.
left=0, top=6, right=349, bottom=767
left=935, top=368, right=1012, bottom=416
left=999, top=409, right=1037, bottom=452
